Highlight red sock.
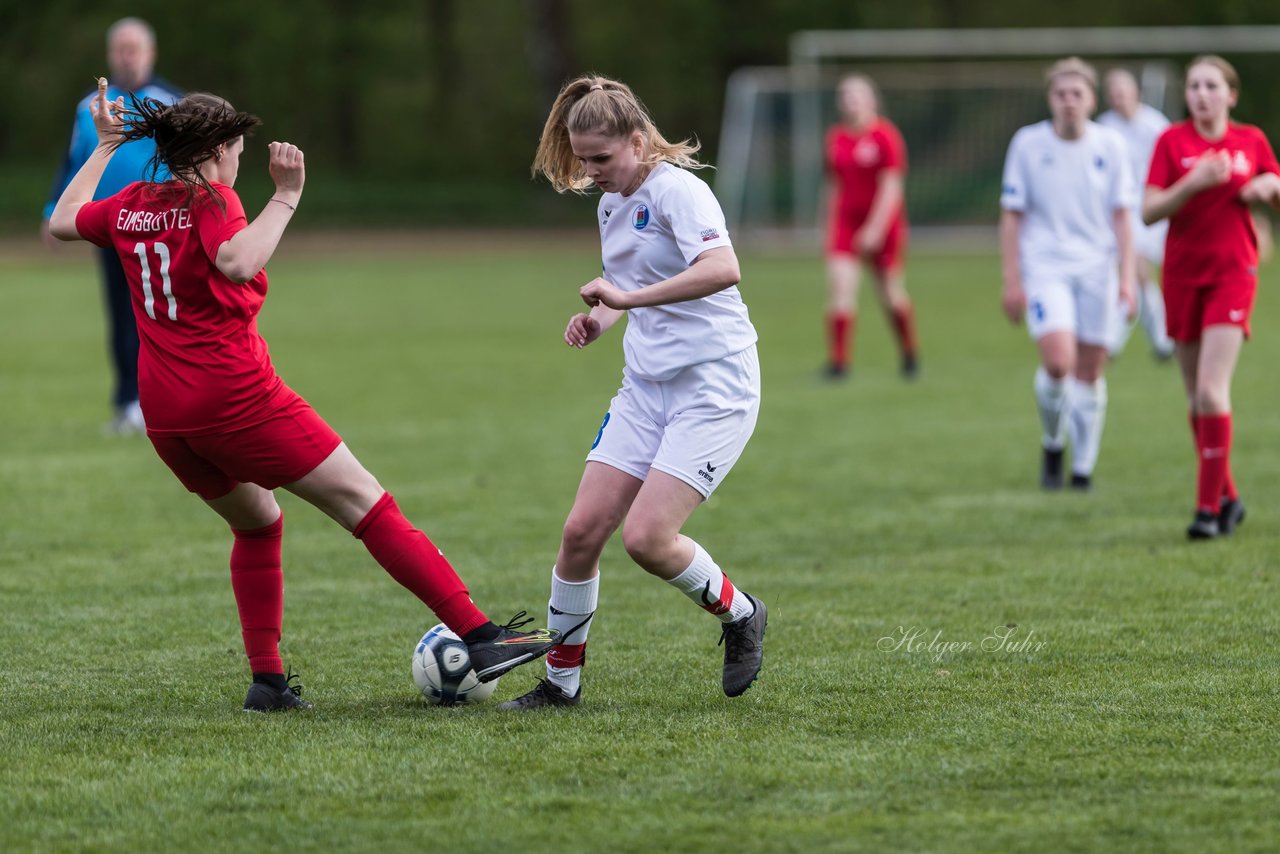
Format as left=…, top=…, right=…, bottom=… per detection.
left=230, top=515, right=285, bottom=675
left=1196, top=413, right=1232, bottom=513
left=828, top=311, right=854, bottom=368
left=891, top=302, right=917, bottom=358
left=1190, top=412, right=1237, bottom=502
left=353, top=493, right=488, bottom=636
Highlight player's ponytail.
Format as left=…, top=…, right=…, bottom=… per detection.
left=532, top=74, right=705, bottom=195
left=112, top=93, right=262, bottom=210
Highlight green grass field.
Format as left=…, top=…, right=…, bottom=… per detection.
left=2, top=235, right=1278, bottom=852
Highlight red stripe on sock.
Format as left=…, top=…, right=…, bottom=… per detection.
left=354, top=493, right=487, bottom=636
left=717, top=575, right=735, bottom=614
left=548, top=643, right=586, bottom=669
left=230, top=514, right=285, bottom=675
left=700, top=574, right=735, bottom=617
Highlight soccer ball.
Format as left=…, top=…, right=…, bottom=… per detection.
left=412, top=623, right=498, bottom=705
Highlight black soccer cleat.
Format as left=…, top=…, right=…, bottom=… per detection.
left=1186, top=510, right=1220, bottom=540
left=901, top=354, right=919, bottom=381
left=466, top=612, right=561, bottom=683
left=1218, top=497, right=1246, bottom=536
left=1070, top=473, right=1092, bottom=492
left=1041, top=447, right=1065, bottom=490
left=243, top=671, right=312, bottom=713
left=822, top=362, right=848, bottom=381
left=498, top=679, right=582, bottom=711
left=719, top=593, right=767, bottom=698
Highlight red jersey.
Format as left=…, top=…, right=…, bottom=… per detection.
left=75, top=181, right=293, bottom=435
left=825, top=118, right=907, bottom=226
left=1147, top=120, right=1279, bottom=287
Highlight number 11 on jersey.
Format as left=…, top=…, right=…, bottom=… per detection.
left=133, top=241, right=177, bottom=321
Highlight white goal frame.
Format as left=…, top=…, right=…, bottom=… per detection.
left=716, top=25, right=1280, bottom=244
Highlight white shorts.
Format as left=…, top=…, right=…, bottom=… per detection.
left=586, top=346, right=760, bottom=498
left=1130, top=209, right=1167, bottom=266
left=1024, top=263, right=1118, bottom=347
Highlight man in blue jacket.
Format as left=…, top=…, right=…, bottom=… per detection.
left=43, top=17, right=182, bottom=434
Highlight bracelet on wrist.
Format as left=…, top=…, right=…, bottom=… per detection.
left=269, top=197, right=296, bottom=212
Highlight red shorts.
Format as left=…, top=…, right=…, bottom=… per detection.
left=826, top=215, right=906, bottom=272
left=148, top=394, right=343, bottom=500
left=1163, top=277, right=1256, bottom=343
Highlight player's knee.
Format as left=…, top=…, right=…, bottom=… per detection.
left=1074, top=365, right=1104, bottom=384
left=1043, top=360, right=1071, bottom=380
left=1193, top=386, right=1230, bottom=414
left=561, top=513, right=609, bottom=559
left=620, top=520, right=671, bottom=571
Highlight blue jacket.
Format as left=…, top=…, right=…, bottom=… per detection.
left=44, top=76, right=184, bottom=220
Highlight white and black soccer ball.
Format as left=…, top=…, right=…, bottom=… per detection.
left=412, top=623, right=498, bottom=705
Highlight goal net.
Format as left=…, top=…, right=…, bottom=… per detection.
left=715, top=26, right=1280, bottom=246
left=716, top=60, right=1176, bottom=245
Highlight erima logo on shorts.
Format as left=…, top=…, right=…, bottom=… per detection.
left=697, top=461, right=717, bottom=484
left=634, top=205, right=650, bottom=230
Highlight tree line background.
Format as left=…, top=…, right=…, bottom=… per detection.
left=3, top=0, right=1279, bottom=230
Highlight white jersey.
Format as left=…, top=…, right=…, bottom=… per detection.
left=1097, top=103, right=1170, bottom=188
left=1097, top=104, right=1171, bottom=262
left=1000, top=120, right=1137, bottom=275
left=597, top=162, right=757, bottom=381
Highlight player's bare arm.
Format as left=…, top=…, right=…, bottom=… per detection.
left=857, top=169, right=904, bottom=256
left=1142, top=150, right=1231, bottom=224
left=215, top=141, right=304, bottom=283
left=584, top=246, right=741, bottom=312
left=564, top=303, right=622, bottom=349
left=1239, top=172, right=1280, bottom=207
left=1112, top=207, right=1137, bottom=320
left=48, top=78, right=123, bottom=240
left=999, top=209, right=1025, bottom=324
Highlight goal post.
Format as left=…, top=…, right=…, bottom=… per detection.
left=715, top=25, right=1280, bottom=245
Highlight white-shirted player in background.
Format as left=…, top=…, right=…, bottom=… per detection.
left=1000, top=58, right=1137, bottom=491
left=1098, top=68, right=1176, bottom=361
left=502, top=75, right=767, bottom=709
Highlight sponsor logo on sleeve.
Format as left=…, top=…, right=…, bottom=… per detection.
left=700, top=228, right=720, bottom=242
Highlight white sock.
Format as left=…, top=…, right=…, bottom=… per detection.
left=1034, top=366, right=1070, bottom=451
left=1067, top=377, right=1107, bottom=476
left=667, top=542, right=754, bottom=624
left=1139, top=280, right=1172, bottom=352
left=544, top=568, right=598, bottom=696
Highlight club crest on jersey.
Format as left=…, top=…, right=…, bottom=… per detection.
left=634, top=205, right=650, bottom=230
left=854, top=140, right=880, bottom=166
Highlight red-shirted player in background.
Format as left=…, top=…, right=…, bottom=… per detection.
left=1143, top=56, right=1280, bottom=539
left=822, top=74, right=918, bottom=379
left=48, top=80, right=559, bottom=710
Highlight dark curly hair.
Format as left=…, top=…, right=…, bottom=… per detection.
left=110, top=92, right=262, bottom=209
